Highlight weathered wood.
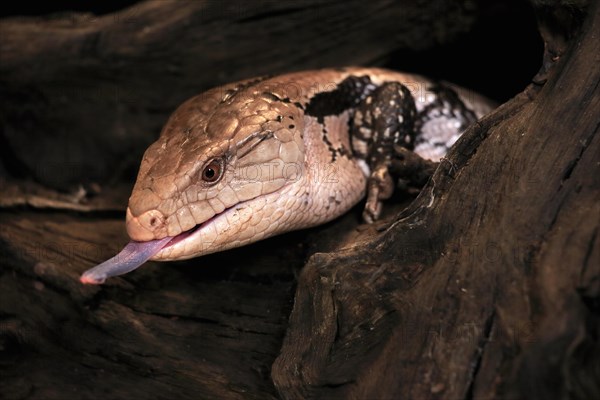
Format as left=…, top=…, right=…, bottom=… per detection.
left=1, top=0, right=597, bottom=399
left=272, top=1, right=600, bottom=398
left=0, top=211, right=305, bottom=399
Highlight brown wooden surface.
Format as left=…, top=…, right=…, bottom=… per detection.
left=1, top=1, right=598, bottom=399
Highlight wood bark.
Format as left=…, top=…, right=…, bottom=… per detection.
left=272, top=2, right=600, bottom=399
left=0, top=1, right=598, bottom=399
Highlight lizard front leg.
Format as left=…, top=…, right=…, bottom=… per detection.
left=351, top=82, right=419, bottom=223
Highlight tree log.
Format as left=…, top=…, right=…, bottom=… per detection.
left=272, top=1, right=600, bottom=398
left=1, top=1, right=597, bottom=399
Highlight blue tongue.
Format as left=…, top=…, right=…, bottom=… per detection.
left=80, top=237, right=172, bottom=284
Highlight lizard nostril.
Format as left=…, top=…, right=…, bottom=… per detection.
left=138, top=210, right=165, bottom=233
left=126, top=207, right=166, bottom=241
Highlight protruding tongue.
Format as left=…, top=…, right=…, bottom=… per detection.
left=80, top=237, right=173, bottom=285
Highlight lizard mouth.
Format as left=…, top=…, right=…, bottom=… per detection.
left=80, top=183, right=291, bottom=285
left=79, top=202, right=248, bottom=284
left=159, top=222, right=201, bottom=250
left=151, top=211, right=221, bottom=260
left=152, top=184, right=290, bottom=261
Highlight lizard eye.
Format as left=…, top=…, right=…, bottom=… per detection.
left=201, top=158, right=224, bottom=183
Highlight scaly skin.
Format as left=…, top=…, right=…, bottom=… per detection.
left=125, top=67, right=494, bottom=261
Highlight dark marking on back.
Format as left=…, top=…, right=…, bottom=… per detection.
left=414, top=83, right=478, bottom=136
left=260, top=92, right=280, bottom=102
left=304, top=75, right=375, bottom=123
left=260, top=91, right=305, bottom=111
left=321, top=126, right=352, bottom=162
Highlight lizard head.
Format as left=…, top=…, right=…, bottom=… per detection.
left=81, top=81, right=317, bottom=284
left=126, top=86, right=306, bottom=261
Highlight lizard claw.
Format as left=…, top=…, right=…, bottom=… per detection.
left=363, top=166, right=393, bottom=223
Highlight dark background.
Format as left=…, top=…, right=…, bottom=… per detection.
left=1, top=0, right=542, bottom=102
left=2, top=2, right=598, bottom=400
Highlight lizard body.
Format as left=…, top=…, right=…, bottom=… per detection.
left=81, top=67, right=495, bottom=284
